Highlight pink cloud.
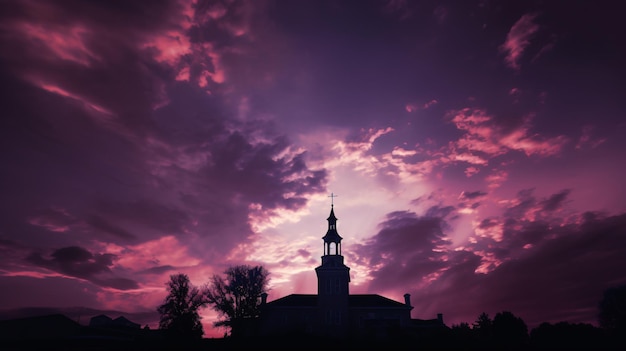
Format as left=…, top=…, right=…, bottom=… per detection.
left=451, top=152, right=489, bottom=166
left=405, top=99, right=438, bottom=112
left=500, top=126, right=568, bottom=156
left=16, top=22, right=98, bottom=66
left=485, top=169, right=509, bottom=189
left=405, top=104, right=417, bottom=113
left=107, top=236, right=201, bottom=272
left=3, top=270, right=66, bottom=279
left=326, top=127, right=394, bottom=175
left=576, top=125, right=607, bottom=149
left=500, top=13, right=540, bottom=70
left=175, top=66, right=190, bottom=81
left=34, top=80, right=114, bottom=116
left=26, top=207, right=76, bottom=233
left=449, top=108, right=568, bottom=159
left=143, top=29, right=192, bottom=66
left=464, top=166, right=480, bottom=177
left=391, top=147, right=417, bottom=157
left=473, top=218, right=504, bottom=243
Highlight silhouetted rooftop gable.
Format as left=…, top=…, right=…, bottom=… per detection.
left=113, top=315, right=141, bottom=328
left=89, top=314, right=113, bottom=327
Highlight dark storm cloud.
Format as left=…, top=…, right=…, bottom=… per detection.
left=541, top=189, right=571, bottom=212
left=95, top=199, right=189, bottom=235
left=0, top=0, right=327, bottom=256
left=138, top=265, right=177, bottom=275
left=494, top=189, right=573, bottom=255
left=0, top=0, right=179, bottom=251
left=0, top=0, right=186, bottom=132
left=0, top=1, right=329, bottom=327
left=87, top=215, right=136, bottom=240
left=208, top=131, right=327, bottom=210
left=353, top=210, right=451, bottom=290
left=503, top=188, right=539, bottom=219
left=417, top=212, right=626, bottom=327
left=297, top=249, right=311, bottom=259
left=459, top=191, right=487, bottom=200
left=478, top=218, right=499, bottom=229
left=424, top=205, right=456, bottom=220
left=0, top=276, right=101, bottom=310
left=26, top=246, right=139, bottom=290
left=361, top=188, right=626, bottom=327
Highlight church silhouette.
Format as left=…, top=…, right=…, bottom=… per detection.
left=258, top=203, right=445, bottom=339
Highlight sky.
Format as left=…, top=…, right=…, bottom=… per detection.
left=0, top=0, right=625, bottom=337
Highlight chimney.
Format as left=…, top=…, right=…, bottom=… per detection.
left=260, top=292, right=268, bottom=305
left=437, top=313, right=443, bottom=324
left=403, top=293, right=411, bottom=307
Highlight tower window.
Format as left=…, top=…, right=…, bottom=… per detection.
left=329, top=242, right=336, bottom=255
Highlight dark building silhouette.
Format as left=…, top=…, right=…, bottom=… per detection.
left=88, top=314, right=113, bottom=327
left=259, top=204, right=445, bottom=339
left=0, top=314, right=81, bottom=340
left=89, top=314, right=141, bottom=329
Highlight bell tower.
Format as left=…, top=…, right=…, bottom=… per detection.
left=315, top=194, right=350, bottom=336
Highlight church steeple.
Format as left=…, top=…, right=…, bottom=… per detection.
left=322, top=204, right=343, bottom=256
left=315, top=198, right=350, bottom=336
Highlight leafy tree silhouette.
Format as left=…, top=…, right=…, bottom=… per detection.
left=450, top=322, right=474, bottom=345
left=206, top=265, right=269, bottom=338
left=157, top=273, right=207, bottom=339
left=492, top=311, right=528, bottom=349
left=599, top=284, right=626, bottom=332
left=473, top=312, right=493, bottom=342
left=530, top=321, right=604, bottom=349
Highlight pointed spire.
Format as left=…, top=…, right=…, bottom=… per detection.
left=327, top=204, right=337, bottom=222
left=327, top=192, right=338, bottom=222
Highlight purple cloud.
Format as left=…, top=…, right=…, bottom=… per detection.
left=27, top=246, right=138, bottom=290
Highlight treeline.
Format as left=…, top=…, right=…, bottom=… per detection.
left=155, top=266, right=626, bottom=349
left=441, top=285, right=626, bottom=349
left=443, top=311, right=613, bottom=349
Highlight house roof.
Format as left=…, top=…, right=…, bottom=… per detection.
left=113, top=316, right=141, bottom=328
left=265, top=293, right=409, bottom=309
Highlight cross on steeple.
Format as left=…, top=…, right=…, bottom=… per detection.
left=328, top=192, right=338, bottom=206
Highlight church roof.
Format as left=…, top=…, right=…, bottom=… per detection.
left=348, top=294, right=409, bottom=308
left=265, top=294, right=317, bottom=307
left=265, top=293, right=409, bottom=309
left=327, top=206, right=337, bottom=221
